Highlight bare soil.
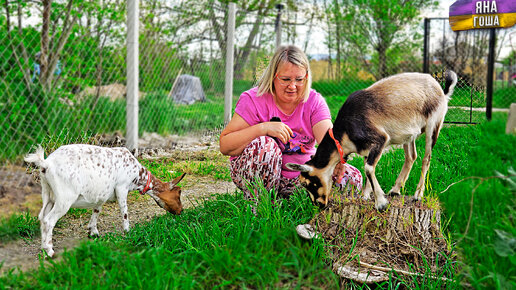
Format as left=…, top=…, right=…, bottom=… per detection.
left=0, top=132, right=236, bottom=275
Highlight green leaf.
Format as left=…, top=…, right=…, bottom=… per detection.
left=494, top=229, right=516, bottom=257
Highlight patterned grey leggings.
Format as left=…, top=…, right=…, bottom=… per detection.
left=230, top=136, right=363, bottom=200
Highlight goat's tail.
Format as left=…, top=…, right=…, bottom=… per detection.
left=443, top=70, right=457, bottom=99
left=24, top=145, right=47, bottom=168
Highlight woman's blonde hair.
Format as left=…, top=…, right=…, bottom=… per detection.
left=256, top=45, right=312, bottom=102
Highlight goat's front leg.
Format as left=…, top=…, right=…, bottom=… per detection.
left=365, top=142, right=389, bottom=211
left=115, top=186, right=130, bottom=232
left=362, top=157, right=372, bottom=200
left=88, top=206, right=102, bottom=237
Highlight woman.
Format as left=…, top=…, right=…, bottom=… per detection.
left=219, top=45, right=362, bottom=201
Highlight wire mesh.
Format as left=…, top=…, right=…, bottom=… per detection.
left=1, top=1, right=514, bottom=189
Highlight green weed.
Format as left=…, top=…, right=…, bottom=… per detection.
left=0, top=211, right=39, bottom=243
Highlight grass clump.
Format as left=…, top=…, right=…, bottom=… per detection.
left=0, top=212, right=39, bottom=243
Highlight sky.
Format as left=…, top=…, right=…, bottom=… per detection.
left=424, top=0, right=456, bottom=18
left=23, top=0, right=515, bottom=59
left=304, top=0, right=514, bottom=59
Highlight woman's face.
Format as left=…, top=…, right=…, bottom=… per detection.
left=273, top=62, right=307, bottom=105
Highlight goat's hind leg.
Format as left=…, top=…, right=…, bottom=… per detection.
left=40, top=187, right=75, bottom=258
left=39, top=180, right=55, bottom=256
left=389, top=140, right=417, bottom=196
left=414, top=121, right=442, bottom=200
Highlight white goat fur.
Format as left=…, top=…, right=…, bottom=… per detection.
left=24, top=144, right=184, bottom=257
left=287, top=71, right=457, bottom=211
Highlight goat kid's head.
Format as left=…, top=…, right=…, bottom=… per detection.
left=286, top=160, right=335, bottom=208
left=153, top=173, right=186, bottom=215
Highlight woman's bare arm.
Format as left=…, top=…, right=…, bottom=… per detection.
left=220, top=113, right=294, bottom=156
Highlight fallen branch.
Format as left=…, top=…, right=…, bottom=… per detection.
left=439, top=174, right=516, bottom=243
left=359, top=261, right=453, bottom=283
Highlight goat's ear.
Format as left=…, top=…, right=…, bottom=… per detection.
left=285, top=163, right=313, bottom=173
left=169, top=172, right=186, bottom=188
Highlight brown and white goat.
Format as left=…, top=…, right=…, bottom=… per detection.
left=24, top=144, right=186, bottom=257
left=286, top=71, right=457, bottom=211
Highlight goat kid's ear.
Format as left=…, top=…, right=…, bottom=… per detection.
left=169, top=172, right=186, bottom=189
left=285, top=163, right=313, bottom=173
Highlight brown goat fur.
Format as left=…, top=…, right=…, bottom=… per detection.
left=287, top=71, right=457, bottom=211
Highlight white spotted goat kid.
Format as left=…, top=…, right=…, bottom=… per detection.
left=25, top=144, right=185, bottom=257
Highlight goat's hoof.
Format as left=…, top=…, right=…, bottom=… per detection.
left=388, top=191, right=400, bottom=196
left=88, top=233, right=100, bottom=239
left=42, top=248, right=55, bottom=258
left=407, top=197, right=421, bottom=205
left=375, top=202, right=389, bottom=212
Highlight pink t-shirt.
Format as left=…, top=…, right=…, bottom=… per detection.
left=234, top=87, right=331, bottom=179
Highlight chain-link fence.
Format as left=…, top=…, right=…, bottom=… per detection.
left=425, top=18, right=516, bottom=124
left=1, top=1, right=515, bottom=183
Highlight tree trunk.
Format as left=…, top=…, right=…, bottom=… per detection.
left=40, top=0, right=51, bottom=86
left=3, top=0, right=32, bottom=90
left=296, top=196, right=451, bottom=284
left=377, top=44, right=387, bottom=79
left=233, top=6, right=269, bottom=80
left=334, top=0, right=342, bottom=81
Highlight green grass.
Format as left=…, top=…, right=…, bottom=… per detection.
left=0, top=189, right=339, bottom=288
left=493, top=85, right=516, bottom=108
left=4, top=77, right=509, bottom=163
left=1, top=114, right=514, bottom=288
left=139, top=151, right=232, bottom=182
left=0, top=89, right=237, bottom=163
left=0, top=211, right=39, bottom=244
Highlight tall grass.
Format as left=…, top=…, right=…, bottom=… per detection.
left=1, top=113, right=514, bottom=288
left=0, top=189, right=339, bottom=288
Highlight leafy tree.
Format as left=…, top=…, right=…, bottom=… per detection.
left=336, top=0, right=438, bottom=79
left=161, top=0, right=292, bottom=79
left=434, top=29, right=491, bottom=87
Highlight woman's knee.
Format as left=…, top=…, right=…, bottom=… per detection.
left=230, top=136, right=283, bottom=190
left=334, top=163, right=363, bottom=192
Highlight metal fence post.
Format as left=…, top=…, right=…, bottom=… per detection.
left=423, top=18, right=430, bottom=74
left=224, top=2, right=236, bottom=124
left=486, top=28, right=496, bottom=121
left=127, top=0, right=139, bottom=152
left=275, top=4, right=284, bottom=49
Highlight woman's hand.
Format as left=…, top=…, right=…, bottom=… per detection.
left=262, top=121, right=293, bottom=144
left=333, top=162, right=344, bottom=177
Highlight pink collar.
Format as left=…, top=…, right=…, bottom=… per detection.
left=140, top=171, right=152, bottom=194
